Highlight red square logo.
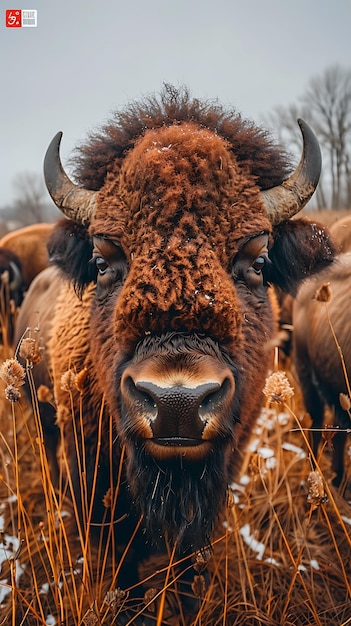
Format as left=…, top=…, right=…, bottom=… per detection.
left=6, top=9, right=22, bottom=27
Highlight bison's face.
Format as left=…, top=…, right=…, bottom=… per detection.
left=84, top=127, right=277, bottom=549
left=90, top=227, right=273, bottom=457
left=45, top=115, right=334, bottom=551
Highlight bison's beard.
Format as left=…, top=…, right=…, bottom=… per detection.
left=126, top=442, right=230, bottom=554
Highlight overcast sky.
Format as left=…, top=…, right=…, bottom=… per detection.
left=1, top=0, right=350, bottom=208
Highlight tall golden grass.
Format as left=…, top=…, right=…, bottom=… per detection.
left=0, top=289, right=350, bottom=625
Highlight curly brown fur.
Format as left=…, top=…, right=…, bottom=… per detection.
left=71, top=84, right=291, bottom=192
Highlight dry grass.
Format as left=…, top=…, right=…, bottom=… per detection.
left=0, top=308, right=350, bottom=624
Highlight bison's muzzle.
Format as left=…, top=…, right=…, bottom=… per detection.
left=121, top=349, right=235, bottom=461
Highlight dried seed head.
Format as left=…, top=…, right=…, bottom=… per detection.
left=102, top=487, right=112, bottom=509
left=75, top=368, right=89, bottom=393
left=314, top=282, right=332, bottom=302
left=82, top=609, right=98, bottom=626
left=191, top=574, right=207, bottom=598
left=263, top=371, right=294, bottom=404
left=143, top=588, right=158, bottom=606
left=56, top=405, right=72, bottom=425
left=61, top=369, right=76, bottom=393
left=37, top=385, right=54, bottom=404
left=307, top=470, right=328, bottom=509
left=104, top=588, right=128, bottom=608
left=0, top=359, right=25, bottom=387
left=339, top=393, right=351, bottom=412
left=5, top=385, right=21, bottom=402
left=195, top=546, right=212, bottom=566
left=193, top=546, right=212, bottom=572
left=19, top=337, right=42, bottom=364
left=248, top=453, right=261, bottom=477
left=321, top=424, right=337, bottom=448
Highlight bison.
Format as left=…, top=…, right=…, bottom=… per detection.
left=329, top=214, right=351, bottom=254
left=293, top=251, right=351, bottom=490
left=275, top=213, right=351, bottom=364
left=0, top=223, right=53, bottom=347
left=15, top=87, right=335, bottom=604
left=0, top=222, right=53, bottom=289
left=0, top=248, right=24, bottom=347
left=293, top=253, right=351, bottom=486
left=0, top=248, right=24, bottom=307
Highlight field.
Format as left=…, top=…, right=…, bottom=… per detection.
left=0, top=272, right=350, bottom=625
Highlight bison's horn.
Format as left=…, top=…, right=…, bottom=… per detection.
left=261, top=119, right=321, bottom=225
left=44, top=132, right=97, bottom=226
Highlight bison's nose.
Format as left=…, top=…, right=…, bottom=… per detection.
left=123, top=376, right=233, bottom=439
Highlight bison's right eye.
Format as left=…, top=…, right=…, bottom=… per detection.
left=251, top=255, right=266, bottom=274
left=95, top=256, right=109, bottom=275
left=92, top=236, right=128, bottom=299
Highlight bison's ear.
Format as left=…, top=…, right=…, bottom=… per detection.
left=47, top=218, right=97, bottom=296
left=267, top=218, right=336, bottom=295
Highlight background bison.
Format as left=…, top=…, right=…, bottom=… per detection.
left=0, top=247, right=24, bottom=347
left=0, top=223, right=53, bottom=347
left=293, top=214, right=351, bottom=491
left=13, top=86, right=336, bottom=619
left=0, top=223, right=53, bottom=290
left=329, top=213, right=351, bottom=253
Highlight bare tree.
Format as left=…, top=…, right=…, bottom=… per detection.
left=264, top=103, right=306, bottom=150
left=302, top=65, right=351, bottom=209
left=263, top=65, right=351, bottom=210
left=12, top=171, right=47, bottom=223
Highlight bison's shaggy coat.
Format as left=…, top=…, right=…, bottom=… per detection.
left=292, top=212, right=351, bottom=490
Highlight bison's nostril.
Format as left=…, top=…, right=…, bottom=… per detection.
left=198, top=377, right=233, bottom=422
left=125, top=376, right=158, bottom=421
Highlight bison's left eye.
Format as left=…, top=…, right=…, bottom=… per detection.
left=232, top=233, right=270, bottom=290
